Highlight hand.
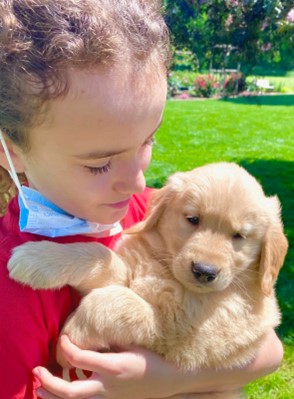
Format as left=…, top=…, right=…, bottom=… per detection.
left=34, top=335, right=185, bottom=399
left=33, top=330, right=283, bottom=399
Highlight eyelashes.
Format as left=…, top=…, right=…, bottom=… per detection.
left=84, top=136, right=155, bottom=176
left=144, top=137, right=155, bottom=146
left=85, top=161, right=112, bottom=175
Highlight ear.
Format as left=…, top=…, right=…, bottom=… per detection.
left=259, top=197, right=288, bottom=296
left=128, top=172, right=186, bottom=234
left=0, top=133, right=25, bottom=173
left=128, top=185, right=171, bottom=234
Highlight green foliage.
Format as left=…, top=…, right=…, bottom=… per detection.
left=167, top=73, right=184, bottom=97
left=164, top=1, right=294, bottom=72
left=167, top=70, right=294, bottom=98
left=171, top=50, right=198, bottom=72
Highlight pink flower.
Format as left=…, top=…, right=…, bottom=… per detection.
left=225, top=14, right=233, bottom=28
left=261, top=19, right=269, bottom=31
left=286, top=8, right=294, bottom=23
left=226, top=0, right=239, bottom=6
left=261, top=43, right=272, bottom=52
left=178, top=93, right=189, bottom=100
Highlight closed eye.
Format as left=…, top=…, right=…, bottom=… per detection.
left=85, top=161, right=112, bottom=175
left=143, top=136, right=156, bottom=147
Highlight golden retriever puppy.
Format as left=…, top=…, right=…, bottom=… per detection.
left=8, top=162, right=288, bottom=399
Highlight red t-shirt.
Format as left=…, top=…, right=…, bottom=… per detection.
left=0, top=189, right=151, bottom=398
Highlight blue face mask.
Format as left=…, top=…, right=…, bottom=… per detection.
left=0, top=130, right=122, bottom=238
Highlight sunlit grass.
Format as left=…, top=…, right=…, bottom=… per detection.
left=147, top=96, right=294, bottom=184
left=245, top=345, right=294, bottom=399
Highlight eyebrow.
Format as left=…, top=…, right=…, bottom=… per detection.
left=73, top=120, right=162, bottom=160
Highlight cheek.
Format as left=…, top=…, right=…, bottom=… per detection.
left=140, top=146, right=153, bottom=172
left=233, top=239, right=262, bottom=270
left=81, top=175, right=111, bottom=199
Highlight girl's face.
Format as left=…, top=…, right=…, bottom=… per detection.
left=15, top=68, right=167, bottom=224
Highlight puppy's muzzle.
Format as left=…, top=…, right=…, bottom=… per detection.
left=191, top=262, right=218, bottom=284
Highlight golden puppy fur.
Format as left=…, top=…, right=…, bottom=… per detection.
left=8, top=162, right=288, bottom=399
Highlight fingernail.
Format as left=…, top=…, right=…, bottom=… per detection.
left=36, top=388, right=45, bottom=398
left=32, top=367, right=41, bottom=378
left=60, top=334, right=69, bottom=344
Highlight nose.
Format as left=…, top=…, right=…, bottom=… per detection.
left=191, top=262, right=218, bottom=284
left=113, top=160, right=146, bottom=195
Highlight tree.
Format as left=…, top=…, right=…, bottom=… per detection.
left=164, top=1, right=294, bottom=73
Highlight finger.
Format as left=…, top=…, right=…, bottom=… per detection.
left=35, top=387, right=60, bottom=399
left=37, top=389, right=103, bottom=399
left=59, top=335, right=126, bottom=375
left=56, top=336, right=72, bottom=369
left=33, top=367, right=105, bottom=399
left=37, top=387, right=103, bottom=399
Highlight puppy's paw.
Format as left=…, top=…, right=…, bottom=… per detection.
left=62, top=311, right=109, bottom=352
left=8, top=241, right=66, bottom=289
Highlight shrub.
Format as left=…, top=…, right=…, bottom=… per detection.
left=168, top=73, right=184, bottom=98
left=193, top=74, right=219, bottom=98
left=223, top=72, right=246, bottom=96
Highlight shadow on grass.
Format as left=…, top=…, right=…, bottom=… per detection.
left=240, top=159, right=294, bottom=345
left=220, top=94, right=294, bottom=106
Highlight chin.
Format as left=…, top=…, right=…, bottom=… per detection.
left=89, top=208, right=128, bottom=225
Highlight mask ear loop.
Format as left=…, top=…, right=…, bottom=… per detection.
left=0, top=129, right=28, bottom=207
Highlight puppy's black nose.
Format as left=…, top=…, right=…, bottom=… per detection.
left=191, top=262, right=218, bottom=283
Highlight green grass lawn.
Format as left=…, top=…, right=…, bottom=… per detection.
left=145, top=95, right=294, bottom=398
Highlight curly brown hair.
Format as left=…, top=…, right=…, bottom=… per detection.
left=0, top=0, right=170, bottom=150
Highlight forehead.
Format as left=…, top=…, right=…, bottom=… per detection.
left=28, top=67, right=167, bottom=154
left=170, top=166, right=267, bottom=219
left=48, top=67, right=166, bottom=122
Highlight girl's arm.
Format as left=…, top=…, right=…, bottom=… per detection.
left=34, top=329, right=283, bottom=399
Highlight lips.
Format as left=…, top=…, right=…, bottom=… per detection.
left=108, top=199, right=131, bottom=209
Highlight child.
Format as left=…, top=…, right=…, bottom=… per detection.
left=0, top=1, right=283, bottom=398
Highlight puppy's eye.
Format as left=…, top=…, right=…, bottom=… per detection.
left=233, top=233, right=244, bottom=239
left=186, top=216, right=200, bottom=226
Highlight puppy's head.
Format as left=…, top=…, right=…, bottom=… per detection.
left=135, top=162, right=288, bottom=295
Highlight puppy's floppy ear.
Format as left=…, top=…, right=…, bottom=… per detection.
left=259, top=196, right=288, bottom=296
left=128, top=172, right=186, bottom=234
